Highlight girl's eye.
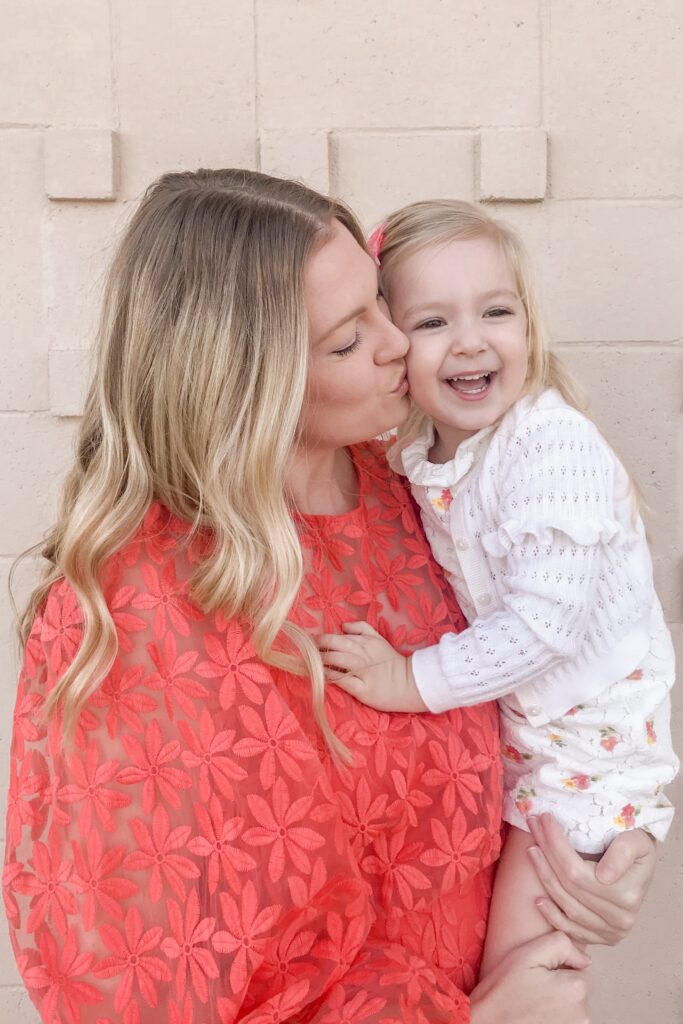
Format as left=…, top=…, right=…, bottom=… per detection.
left=333, top=329, right=361, bottom=358
left=484, top=307, right=512, bottom=318
left=417, top=318, right=445, bottom=330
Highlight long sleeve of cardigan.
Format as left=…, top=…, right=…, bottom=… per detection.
left=412, top=406, right=648, bottom=714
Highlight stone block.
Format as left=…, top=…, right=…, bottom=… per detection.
left=588, top=782, right=682, bottom=1023
left=547, top=1, right=683, bottom=198
left=0, top=0, right=112, bottom=126
left=45, top=202, right=126, bottom=352
left=260, top=130, right=330, bottom=194
left=332, top=131, right=475, bottom=231
left=546, top=203, right=683, bottom=343
left=0, top=414, right=78, bottom=556
left=479, top=128, right=547, bottom=201
left=0, top=982, right=40, bottom=1024
left=116, top=0, right=257, bottom=198
left=0, top=131, right=49, bottom=412
left=258, top=0, right=540, bottom=129
left=49, top=350, right=91, bottom=417
left=45, top=129, right=117, bottom=201
left=0, top=556, right=41, bottom=649
left=558, top=344, right=682, bottom=622
left=0, top=658, right=17, bottom=839
left=0, top=867, right=26, bottom=986
left=495, top=201, right=683, bottom=343
left=1, top=556, right=45, bottom=847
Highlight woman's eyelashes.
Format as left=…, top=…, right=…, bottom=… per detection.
left=333, top=328, right=361, bottom=358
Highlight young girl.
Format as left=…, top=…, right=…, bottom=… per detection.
left=319, top=199, right=678, bottom=971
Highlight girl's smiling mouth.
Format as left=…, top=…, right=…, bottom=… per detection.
left=445, top=371, right=496, bottom=399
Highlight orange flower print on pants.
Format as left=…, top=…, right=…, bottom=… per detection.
left=514, top=787, right=535, bottom=816
left=562, top=774, right=598, bottom=791
left=600, top=727, right=620, bottom=752
left=614, top=803, right=640, bottom=829
left=646, top=719, right=657, bottom=745
left=501, top=744, right=531, bottom=765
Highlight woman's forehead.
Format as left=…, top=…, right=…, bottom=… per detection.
left=305, top=220, right=376, bottom=339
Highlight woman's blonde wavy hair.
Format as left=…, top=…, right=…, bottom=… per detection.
left=376, top=199, right=587, bottom=443
left=16, top=168, right=366, bottom=755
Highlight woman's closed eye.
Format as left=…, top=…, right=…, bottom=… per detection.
left=333, top=328, right=361, bottom=358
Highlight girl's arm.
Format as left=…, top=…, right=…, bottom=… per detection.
left=319, top=508, right=612, bottom=714
left=322, top=408, right=649, bottom=716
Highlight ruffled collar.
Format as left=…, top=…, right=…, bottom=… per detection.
left=399, top=421, right=496, bottom=488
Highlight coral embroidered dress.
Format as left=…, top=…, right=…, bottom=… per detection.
left=3, top=442, right=502, bottom=1023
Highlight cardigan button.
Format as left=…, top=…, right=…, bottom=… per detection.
left=478, top=594, right=492, bottom=606
left=456, top=539, right=469, bottom=551
left=528, top=705, right=542, bottom=718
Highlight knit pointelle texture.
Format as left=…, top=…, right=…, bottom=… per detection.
left=404, top=390, right=656, bottom=721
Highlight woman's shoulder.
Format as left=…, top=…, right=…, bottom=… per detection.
left=33, top=502, right=212, bottom=664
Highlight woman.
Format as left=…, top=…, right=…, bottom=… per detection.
left=3, top=169, right=656, bottom=1023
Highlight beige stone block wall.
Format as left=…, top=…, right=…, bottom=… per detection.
left=0, top=2, right=681, bottom=1021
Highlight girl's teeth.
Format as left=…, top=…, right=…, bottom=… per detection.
left=447, top=372, right=492, bottom=394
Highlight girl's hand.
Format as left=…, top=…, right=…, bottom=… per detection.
left=527, top=813, right=657, bottom=946
left=318, top=621, right=428, bottom=713
left=470, top=931, right=591, bottom=1024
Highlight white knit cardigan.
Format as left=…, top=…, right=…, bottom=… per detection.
left=397, top=389, right=661, bottom=725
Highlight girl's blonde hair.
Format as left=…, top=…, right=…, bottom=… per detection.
left=376, top=199, right=586, bottom=441
left=16, top=167, right=366, bottom=755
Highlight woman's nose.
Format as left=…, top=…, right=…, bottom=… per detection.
left=376, top=317, right=410, bottom=363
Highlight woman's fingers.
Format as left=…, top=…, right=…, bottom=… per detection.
left=531, top=814, right=647, bottom=918
left=529, top=815, right=607, bottom=900
left=594, top=829, right=655, bottom=886
left=528, top=838, right=629, bottom=925
left=528, top=816, right=642, bottom=939
left=512, top=930, right=591, bottom=972
left=527, top=846, right=614, bottom=933
left=534, top=897, right=612, bottom=947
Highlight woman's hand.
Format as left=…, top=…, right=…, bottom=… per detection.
left=470, top=931, right=591, bottom=1024
left=318, top=621, right=428, bottom=712
left=527, top=814, right=657, bottom=946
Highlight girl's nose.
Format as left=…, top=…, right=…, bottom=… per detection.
left=451, top=323, right=487, bottom=357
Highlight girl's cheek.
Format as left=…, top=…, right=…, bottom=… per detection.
left=405, top=339, right=429, bottom=377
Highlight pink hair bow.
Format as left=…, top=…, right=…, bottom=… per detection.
left=368, top=224, right=386, bottom=266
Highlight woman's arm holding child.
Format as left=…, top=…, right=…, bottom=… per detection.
left=478, top=824, right=552, bottom=976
